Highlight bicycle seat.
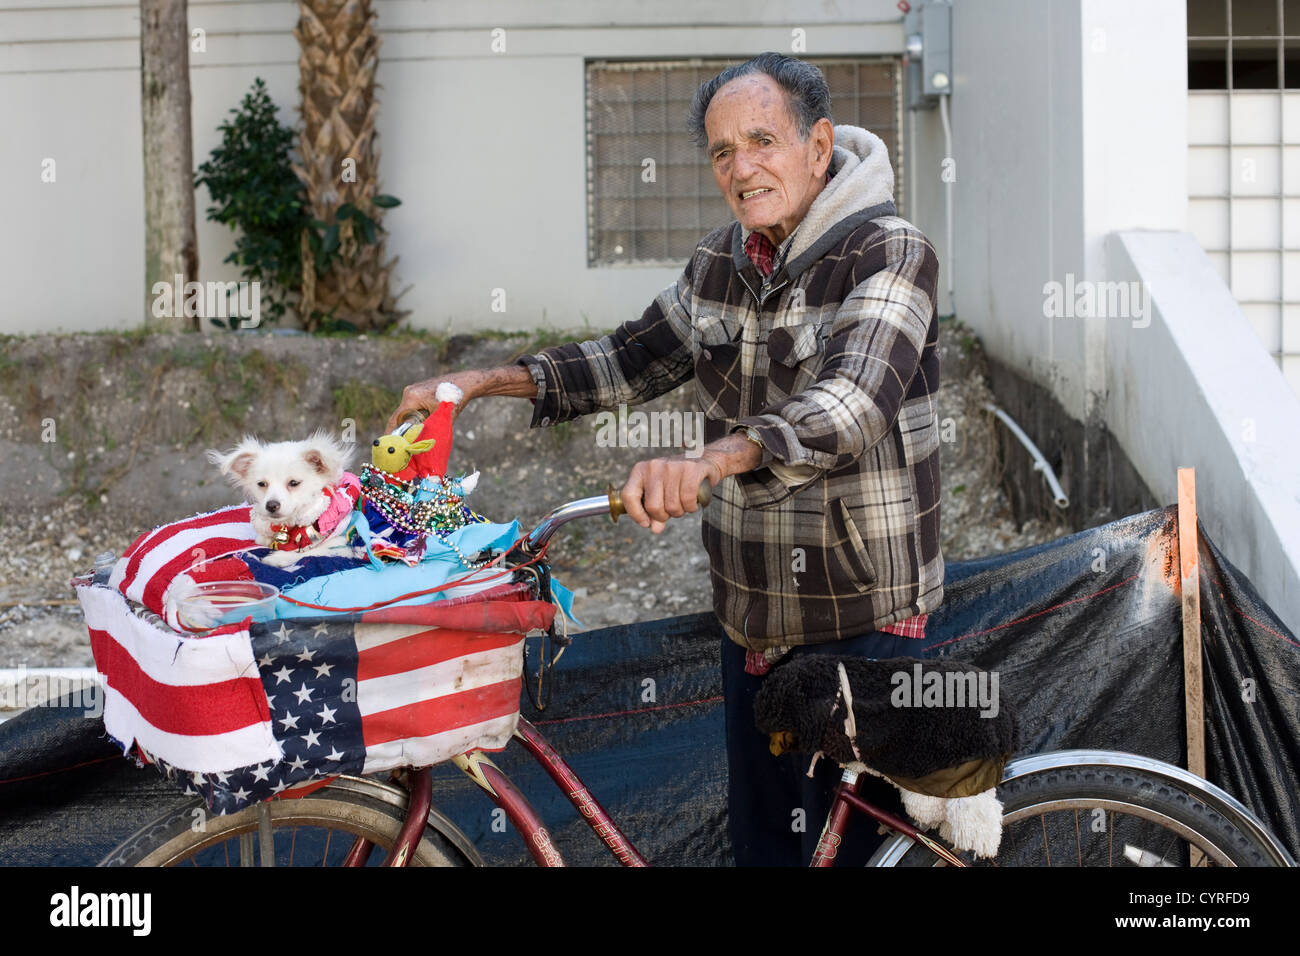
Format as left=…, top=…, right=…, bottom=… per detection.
left=753, top=655, right=1018, bottom=799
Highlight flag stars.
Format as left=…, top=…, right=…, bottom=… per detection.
left=325, top=747, right=346, bottom=762
left=257, top=653, right=274, bottom=668
left=278, top=712, right=301, bottom=731
left=272, top=623, right=292, bottom=644
left=287, top=754, right=309, bottom=773
left=311, top=622, right=329, bottom=638
left=301, top=728, right=321, bottom=748
left=317, top=703, right=337, bottom=725
left=272, top=664, right=294, bottom=685
left=251, top=763, right=272, bottom=782
left=295, top=647, right=316, bottom=663
left=293, top=683, right=315, bottom=705
left=313, top=661, right=334, bottom=678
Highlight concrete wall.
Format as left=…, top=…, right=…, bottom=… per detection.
left=1, top=0, right=911, bottom=335
left=948, top=0, right=1298, bottom=628
left=950, top=0, right=1187, bottom=421
left=1107, top=231, right=1300, bottom=636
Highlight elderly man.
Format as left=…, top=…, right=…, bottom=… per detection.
left=388, top=53, right=942, bottom=866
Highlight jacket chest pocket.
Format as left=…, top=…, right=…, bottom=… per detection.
left=765, top=321, right=828, bottom=404
left=693, top=313, right=743, bottom=421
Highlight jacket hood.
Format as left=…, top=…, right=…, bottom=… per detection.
left=733, top=124, right=897, bottom=281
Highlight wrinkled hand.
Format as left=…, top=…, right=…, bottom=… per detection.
left=387, top=365, right=538, bottom=433
left=621, top=456, right=723, bottom=534
left=385, top=373, right=477, bottom=432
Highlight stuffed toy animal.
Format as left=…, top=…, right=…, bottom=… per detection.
left=754, top=655, right=1019, bottom=859
left=371, top=424, right=436, bottom=476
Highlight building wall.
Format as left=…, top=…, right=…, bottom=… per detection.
left=949, top=0, right=1090, bottom=419
left=1, top=0, right=912, bottom=335
left=1108, top=230, right=1300, bottom=638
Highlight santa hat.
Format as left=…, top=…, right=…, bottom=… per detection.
left=409, top=382, right=462, bottom=478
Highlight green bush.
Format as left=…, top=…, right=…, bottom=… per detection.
left=195, top=78, right=307, bottom=327
left=195, top=78, right=403, bottom=332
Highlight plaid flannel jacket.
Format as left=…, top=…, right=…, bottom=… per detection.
left=520, top=127, right=943, bottom=651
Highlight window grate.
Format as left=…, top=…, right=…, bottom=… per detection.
left=586, top=58, right=904, bottom=267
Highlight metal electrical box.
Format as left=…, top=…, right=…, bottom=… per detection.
left=904, top=0, right=952, bottom=110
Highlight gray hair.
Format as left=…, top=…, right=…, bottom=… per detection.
left=686, top=53, right=833, bottom=148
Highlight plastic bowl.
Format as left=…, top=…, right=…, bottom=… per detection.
left=176, top=581, right=280, bottom=632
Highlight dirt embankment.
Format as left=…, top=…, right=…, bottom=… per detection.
left=0, top=323, right=1068, bottom=667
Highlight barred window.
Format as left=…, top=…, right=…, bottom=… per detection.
left=586, top=58, right=904, bottom=267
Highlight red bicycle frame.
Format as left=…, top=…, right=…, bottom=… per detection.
left=362, top=717, right=962, bottom=867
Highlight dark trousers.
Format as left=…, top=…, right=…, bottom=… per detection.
left=722, top=630, right=933, bottom=867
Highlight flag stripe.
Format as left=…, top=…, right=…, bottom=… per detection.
left=138, top=526, right=257, bottom=612
left=80, top=585, right=262, bottom=689
left=360, top=678, right=521, bottom=747
left=100, top=685, right=280, bottom=774
left=117, top=506, right=251, bottom=597
left=90, top=628, right=270, bottom=735
left=362, top=713, right=518, bottom=773
left=356, top=627, right=524, bottom=681
left=356, top=639, right=525, bottom=716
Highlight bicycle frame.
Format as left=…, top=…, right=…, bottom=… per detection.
left=357, top=717, right=958, bottom=868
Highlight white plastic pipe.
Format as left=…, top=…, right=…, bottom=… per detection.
left=984, top=404, right=1070, bottom=509
left=939, top=93, right=954, bottom=314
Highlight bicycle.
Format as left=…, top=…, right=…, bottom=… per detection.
left=97, top=486, right=1296, bottom=868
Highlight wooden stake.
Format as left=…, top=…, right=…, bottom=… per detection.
left=1177, top=467, right=1206, bottom=866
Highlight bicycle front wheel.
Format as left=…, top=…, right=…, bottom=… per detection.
left=869, top=750, right=1294, bottom=867
left=100, top=775, right=482, bottom=867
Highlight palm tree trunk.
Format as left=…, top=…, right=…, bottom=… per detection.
left=294, top=0, right=399, bottom=331
left=141, top=0, right=198, bottom=330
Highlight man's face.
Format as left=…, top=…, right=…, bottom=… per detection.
left=704, top=74, right=833, bottom=246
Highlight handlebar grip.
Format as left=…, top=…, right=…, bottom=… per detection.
left=607, top=480, right=712, bottom=522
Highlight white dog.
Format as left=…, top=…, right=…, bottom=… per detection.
left=206, top=430, right=362, bottom=569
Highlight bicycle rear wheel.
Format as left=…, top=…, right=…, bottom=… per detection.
left=100, top=775, right=482, bottom=867
left=869, top=750, right=1293, bottom=867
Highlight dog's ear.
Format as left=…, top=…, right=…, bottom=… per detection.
left=206, top=437, right=260, bottom=482
left=302, top=430, right=351, bottom=479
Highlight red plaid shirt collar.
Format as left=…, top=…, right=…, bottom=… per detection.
left=744, top=231, right=779, bottom=278
left=742, top=171, right=834, bottom=277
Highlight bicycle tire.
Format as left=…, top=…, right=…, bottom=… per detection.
left=100, top=775, right=483, bottom=867
left=869, top=751, right=1293, bottom=867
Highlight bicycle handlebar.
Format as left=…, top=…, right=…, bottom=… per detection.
left=521, top=480, right=712, bottom=555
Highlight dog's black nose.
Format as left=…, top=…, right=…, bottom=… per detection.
left=265, top=500, right=280, bottom=514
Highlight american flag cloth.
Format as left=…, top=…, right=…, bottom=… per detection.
left=110, top=505, right=260, bottom=630
left=79, top=581, right=554, bottom=815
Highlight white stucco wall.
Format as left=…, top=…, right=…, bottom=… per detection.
left=950, top=0, right=1187, bottom=421
left=1107, top=231, right=1300, bottom=636
left=1, top=0, right=908, bottom=335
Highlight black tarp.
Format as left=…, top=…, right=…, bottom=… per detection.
left=1, top=506, right=1296, bottom=866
